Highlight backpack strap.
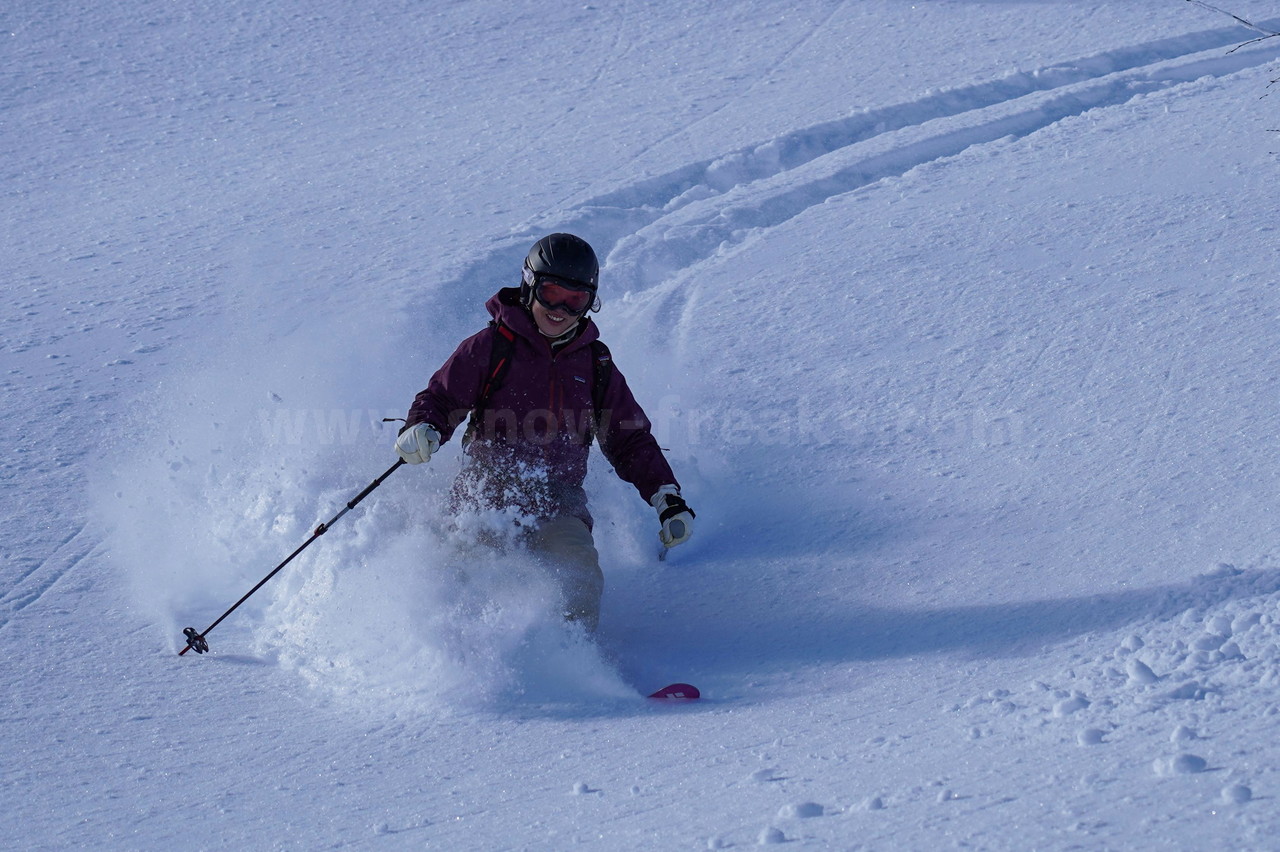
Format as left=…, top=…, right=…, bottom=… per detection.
left=462, top=321, right=516, bottom=447
left=463, top=322, right=615, bottom=448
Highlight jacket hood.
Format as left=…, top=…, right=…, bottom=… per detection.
left=486, top=287, right=599, bottom=353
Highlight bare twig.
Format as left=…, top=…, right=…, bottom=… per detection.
left=1226, top=33, right=1280, bottom=54
left=1183, top=0, right=1280, bottom=37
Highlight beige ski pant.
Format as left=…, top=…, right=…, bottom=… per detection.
left=527, top=515, right=604, bottom=632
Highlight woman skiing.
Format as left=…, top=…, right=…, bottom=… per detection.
left=395, top=233, right=694, bottom=631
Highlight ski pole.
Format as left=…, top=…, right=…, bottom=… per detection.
left=179, top=459, right=405, bottom=656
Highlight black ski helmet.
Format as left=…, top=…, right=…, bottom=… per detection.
left=521, top=233, right=599, bottom=304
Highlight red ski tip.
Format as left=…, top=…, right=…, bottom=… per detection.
left=648, top=683, right=700, bottom=700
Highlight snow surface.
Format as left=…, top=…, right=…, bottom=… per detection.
left=6, top=0, right=1280, bottom=848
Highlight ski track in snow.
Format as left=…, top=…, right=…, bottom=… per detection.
left=8, top=6, right=1280, bottom=847
left=446, top=22, right=1280, bottom=302
left=9, top=20, right=1276, bottom=634
left=0, top=524, right=97, bottom=634
left=4, top=15, right=1274, bottom=685
left=6, top=15, right=1278, bottom=680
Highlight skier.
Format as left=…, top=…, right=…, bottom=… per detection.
left=394, top=233, right=694, bottom=632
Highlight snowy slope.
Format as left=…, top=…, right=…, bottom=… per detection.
left=5, top=0, right=1280, bottom=848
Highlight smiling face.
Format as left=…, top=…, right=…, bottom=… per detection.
left=530, top=298, right=578, bottom=337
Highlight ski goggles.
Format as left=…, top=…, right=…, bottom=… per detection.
left=532, top=276, right=595, bottom=315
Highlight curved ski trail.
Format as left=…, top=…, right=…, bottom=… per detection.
left=456, top=22, right=1280, bottom=299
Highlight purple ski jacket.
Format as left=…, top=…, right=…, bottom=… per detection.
left=405, top=288, right=678, bottom=527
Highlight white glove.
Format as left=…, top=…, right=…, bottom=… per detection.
left=395, top=423, right=440, bottom=465
left=650, top=485, right=694, bottom=548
